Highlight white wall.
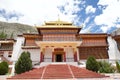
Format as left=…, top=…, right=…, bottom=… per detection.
left=23, top=49, right=40, bottom=62
left=108, top=36, right=120, bottom=60
left=43, top=47, right=74, bottom=62
left=65, top=47, right=74, bottom=62
left=3, top=51, right=8, bottom=58
left=11, top=37, right=25, bottom=62
left=3, top=51, right=11, bottom=61
left=23, top=49, right=40, bottom=65
left=44, top=47, right=52, bottom=62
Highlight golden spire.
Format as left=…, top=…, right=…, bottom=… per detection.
left=58, top=14, right=60, bottom=21
left=34, top=24, right=36, bottom=27
left=57, top=14, right=61, bottom=25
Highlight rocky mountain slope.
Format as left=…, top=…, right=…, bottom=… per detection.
left=0, top=21, right=38, bottom=38
left=112, top=28, right=120, bottom=36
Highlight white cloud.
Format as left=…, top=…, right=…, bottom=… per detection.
left=101, top=26, right=110, bottom=33
left=80, top=26, right=91, bottom=33
left=0, top=0, right=79, bottom=25
left=0, top=17, right=6, bottom=22
left=85, top=6, right=96, bottom=14
left=80, top=17, right=90, bottom=28
left=80, top=22, right=95, bottom=33
left=84, top=17, right=90, bottom=24
left=116, top=24, right=120, bottom=28
left=94, top=0, right=120, bottom=32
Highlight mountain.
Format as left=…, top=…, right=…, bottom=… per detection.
left=111, top=28, right=120, bottom=36
left=0, top=21, right=38, bottom=39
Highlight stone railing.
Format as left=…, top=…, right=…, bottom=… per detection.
left=79, top=59, right=120, bottom=65
left=44, top=58, right=52, bottom=62
left=66, top=58, right=74, bottom=62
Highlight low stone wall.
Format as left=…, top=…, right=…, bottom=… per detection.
left=105, top=73, right=120, bottom=79
left=0, top=75, right=8, bottom=80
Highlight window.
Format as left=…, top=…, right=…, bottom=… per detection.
left=8, top=55, right=12, bottom=57
left=8, top=52, right=12, bottom=57
left=0, top=51, right=4, bottom=56
left=0, top=54, right=3, bottom=57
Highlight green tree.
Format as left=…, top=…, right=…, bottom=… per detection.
left=116, top=61, right=120, bottom=73
left=98, top=61, right=115, bottom=73
left=86, top=56, right=99, bottom=72
left=27, top=51, right=31, bottom=58
left=0, top=61, right=9, bottom=75
left=0, top=31, right=7, bottom=39
left=15, top=51, right=32, bottom=74
left=10, top=32, right=14, bottom=39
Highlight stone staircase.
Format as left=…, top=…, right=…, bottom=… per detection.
left=8, top=64, right=107, bottom=79
left=39, top=62, right=78, bottom=68
left=43, top=64, right=72, bottom=79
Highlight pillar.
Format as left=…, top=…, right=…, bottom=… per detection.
left=64, top=52, right=66, bottom=62
left=74, top=51, right=77, bottom=62
left=76, top=48, right=80, bottom=61
left=52, top=52, right=54, bottom=62
left=40, top=52, right=43, bottom=62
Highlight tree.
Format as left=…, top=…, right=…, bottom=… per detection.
left=0, top=61, right=9, bottom=75
left=116, top=61, right=120, bottom=73
left=27, top=51, right=31, bottom=58
left=10, top=32, right=14, bottom=39
left=86, top=56, right=99, bottom=72
left=15, top=51, right=32, bottom=74
left=98, top=61, right=115, bottom=73
left=0, top=31, right=7, bottom=39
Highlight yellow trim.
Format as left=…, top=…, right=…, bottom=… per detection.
left=36, top=25, right=80, bottom=28
left=35, top=41, right=82, bottom=51
left=35, top=20, right=82, bottom=28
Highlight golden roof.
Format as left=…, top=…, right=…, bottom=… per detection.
left=36, top=20, right=81, bottom=28
left=45, top=20, right=72, bottom=25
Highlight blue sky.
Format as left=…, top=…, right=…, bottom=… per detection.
left=0, top=0, right=120, bottom=33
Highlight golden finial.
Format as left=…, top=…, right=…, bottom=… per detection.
left=44, top=21, right=46, bottom=23
left=34, top=24, right=38, bottom=28
left=81, top=24, right=84, bottom=28
left=57, top=14, right=61, bottom=25
left=34, top=24, right=36, bottom=27
left=58, top=14, right=60, bottom=21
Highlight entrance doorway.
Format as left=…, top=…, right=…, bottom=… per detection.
left=53, top=48, right=66, bottom=62
left=56, top=54, right=62, bottom=62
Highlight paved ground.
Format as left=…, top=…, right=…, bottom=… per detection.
left=1, top=72, right=120, bottom=80
left=0, top=75, right=8, bottom=80
left=1, top=76, right=120, bottom=80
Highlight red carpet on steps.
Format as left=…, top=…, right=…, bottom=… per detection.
left=8, top=64, right=107, bottom=79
